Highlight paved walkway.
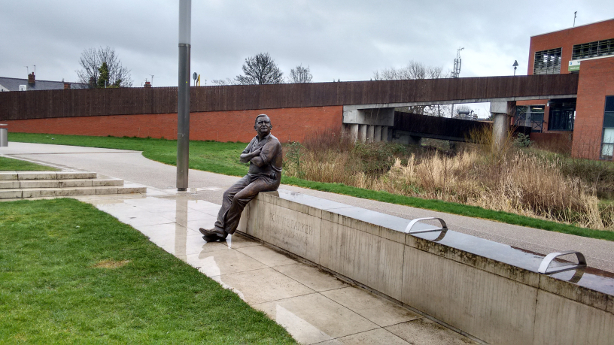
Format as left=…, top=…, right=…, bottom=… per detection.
left=3, top=142, right=614, bottom=343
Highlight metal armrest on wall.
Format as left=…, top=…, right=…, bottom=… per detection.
left=538, top=251, right=587, bottom=274
left=404, top=217, right=448, bottom=234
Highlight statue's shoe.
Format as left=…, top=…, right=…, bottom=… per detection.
left=199, top=228, right=227, bottom=242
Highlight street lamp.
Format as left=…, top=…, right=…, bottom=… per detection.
left=513, top=60, right=519, bottom=76
left=177, top=0, right=191, bottom=191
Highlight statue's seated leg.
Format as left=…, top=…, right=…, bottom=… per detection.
left=223, top=178, right=273, bottom=235
left=201, top=176, right=252, bottom=242
left=199, top=227, right=227, bottom=242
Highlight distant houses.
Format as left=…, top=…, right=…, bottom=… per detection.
left=0, top=73, right=85, bottom=92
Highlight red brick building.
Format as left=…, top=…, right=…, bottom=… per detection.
left=518, top=18, right=614, bottom=160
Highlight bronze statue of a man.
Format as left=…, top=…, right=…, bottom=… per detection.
left=200, top=114, right=282, bottom=242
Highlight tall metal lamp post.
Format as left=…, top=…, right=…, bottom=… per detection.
left=513, top=60, right=519, bottom=76
left=177, top=0, right=191, bottom=191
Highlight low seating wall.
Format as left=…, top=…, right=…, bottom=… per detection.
left=237, top=190, right=614, bottom=344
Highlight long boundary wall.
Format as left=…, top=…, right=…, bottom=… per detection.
left=1, top=106, right=343, bottom=143
left=238, top=190, right=614, bottom=344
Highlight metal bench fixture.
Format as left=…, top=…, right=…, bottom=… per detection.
left=404, top=217, right=448, bottom=234
left=538, top=251, right=587, bottom=274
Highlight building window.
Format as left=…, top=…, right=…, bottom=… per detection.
left=601, top=96, right=614, bottom=160
left=572, top=38, right=614, bottom=60
left=515, top=106, right=545, bottom=132
left=534, top=48, right=562, bottom=75
left=548, top=99, right=576, bottom=131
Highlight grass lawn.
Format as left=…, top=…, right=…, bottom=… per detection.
left=0, top=156, right=60, bottom=171
left=0, top=198, right=296, bottom=344
left=8, top=133, right=248, bottom=176
left=9, top=132, right=614, bottom=241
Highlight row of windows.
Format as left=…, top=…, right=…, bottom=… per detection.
left=533, top=38, right=614, bottom=75
left=572, top=38, right=614, bottom=60
left=514, top=104, right=576, bottom=132
left=514, top=106, right=545, bottom=132
left=534, top=48, right=562, bottom=75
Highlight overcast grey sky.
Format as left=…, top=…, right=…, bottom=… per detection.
left=1, top=1, right=612, bottom=89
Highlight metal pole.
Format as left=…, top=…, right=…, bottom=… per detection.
left=177, top=0, right=191, bottom=191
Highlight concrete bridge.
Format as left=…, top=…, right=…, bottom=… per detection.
left=391, top=111, right=532, bottom=145
left=0, top=74, right=578, bottom=147
left=339, top=75, right=577, bottom=144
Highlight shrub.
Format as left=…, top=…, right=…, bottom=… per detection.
left=514, top=133, right=532, bottom=148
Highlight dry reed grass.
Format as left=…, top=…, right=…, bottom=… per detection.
left=283, top=128, right=614, bottom=230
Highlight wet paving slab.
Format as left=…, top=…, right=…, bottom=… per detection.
left=73, top=187, right=479, bottom=344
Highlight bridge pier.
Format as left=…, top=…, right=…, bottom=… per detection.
left=491, top=101, right=516, bottom=151
left=359, top=124, right=367, bottom=142
left=343, top=106, right=394, bottom=143
left=374, top=125, right=382, bottom=142
left=366, top=125, right=375, bottom=142
left=348, top=124, right=359, bottom=141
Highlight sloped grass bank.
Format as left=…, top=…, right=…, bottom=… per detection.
left=9, top=132, right=614, bottom=241
left=282, top=176, right=614, bottom=241
left=0, top=198, right=296, bottom=344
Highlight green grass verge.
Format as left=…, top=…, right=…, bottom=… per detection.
left=281, top=176, right=614, bottom=241
left=9, top=132, right=614, bottom=241
left=0, top=198, right=296, bottom=344
left=0, top=156, right=60, bottom=171
left=10, top=133, right=248, bottom=176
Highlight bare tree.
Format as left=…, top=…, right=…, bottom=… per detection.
left=288, top=64, right=312, bottom=83
left=235, top=53, right=283, bottom=85
left=373, top=61, right=450, bottom=116
left=76, top=46, right=132, bottom=88
left=210, top=78, right=236, bottom=86
left=373, top=60, right=445, bottom=81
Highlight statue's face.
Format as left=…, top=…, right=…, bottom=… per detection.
left=255, top=116, right=272, bottom=137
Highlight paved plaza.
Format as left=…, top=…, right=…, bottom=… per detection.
left=3, top=142, right=614, bottom=343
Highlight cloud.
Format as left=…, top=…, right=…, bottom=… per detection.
left=1, top=0, right=612, bottom=86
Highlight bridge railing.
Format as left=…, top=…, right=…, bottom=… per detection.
left=0, top=74, right=578, bottom=121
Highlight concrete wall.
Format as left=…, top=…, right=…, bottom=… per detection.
left=343, top=106, right=395, bottom=126
left=343, top=106, right=394, bottom=142
left=238, top=190, right=614, bottom=344
left=1, top=106, right=343, bottom=143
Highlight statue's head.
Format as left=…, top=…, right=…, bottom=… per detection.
left=254, top=114, right=272, bottom=137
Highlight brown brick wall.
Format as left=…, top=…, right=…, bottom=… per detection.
left=572, top=58, right=614, bottom=159
left=523, top=20, right=614, bottom=159
left=527, top=19, right=614, bottom=75
left=529, top=132, right=572, bottom=154
left=2, top=106, right=343, bottom=143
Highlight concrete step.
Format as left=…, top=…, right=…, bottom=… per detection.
left=0, top=178, right=124, bottom=189
left=0, top=185, right=147, bottom=199
left=0, top=171, right=146, bottom=200
left=0, top=171, right=98, bottom=181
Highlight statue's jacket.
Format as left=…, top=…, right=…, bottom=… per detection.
left=243, top=133, right=283, bottom=183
